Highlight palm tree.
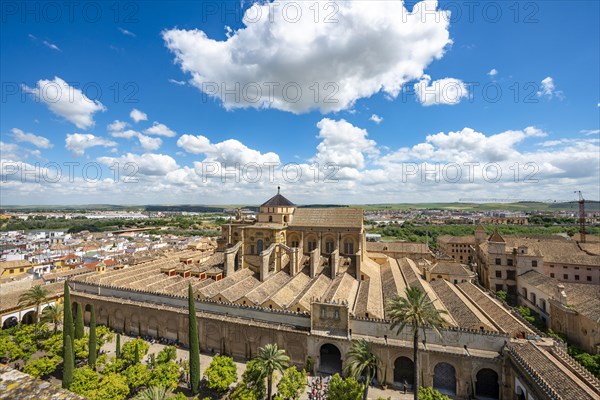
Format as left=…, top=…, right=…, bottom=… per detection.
left=134, top=385, right=173, bottom=400
left=40, top=303, right=63, bottom=334
left=18, top=285, right=50, bottom=335
left=386, top=287, right=447, bottom=400
left=345, top=339, right=380, bottom=400
left=255, top=344, right=290, bottom=400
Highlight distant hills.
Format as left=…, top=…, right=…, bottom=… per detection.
left=2, top=201, right=598, bottom=213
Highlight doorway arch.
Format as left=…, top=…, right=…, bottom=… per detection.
left=21, top=311, right=35, bottom=325
left=433, top=362, right=456, bottom=396
left=475, top=368, right=499, bottom=399
left=393, top=356, right=414, bottom=387
left=319, top=343, right=342, bottom=375
left=2, top=316, right=18, bottom=329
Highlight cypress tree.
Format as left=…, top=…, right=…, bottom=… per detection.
left=74, top=302, right=84, bottom=339
left=62, top=281, right=74, bottom=360
left=134, top=342, right=140, bottom=364
left=188, top=283, right=200, bottom=395
left=116, top=333, right=121, bottom=358
left=62, top=334, right=74, bottom=389
left=88, top=304, right=97, bottom=368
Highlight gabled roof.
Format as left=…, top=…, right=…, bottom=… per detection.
left=261, top=188, right=295, bottom=207
left=488, top=230, right=505, bottom=243
left=475, top=224, right=486, bottom=232
left=290, top=208, right=363, bottom=228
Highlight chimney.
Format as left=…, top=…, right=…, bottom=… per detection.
left=555, top=283, right=567, bottom=305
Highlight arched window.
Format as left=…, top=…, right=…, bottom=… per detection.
left=343, top=238, right=354, bottom=254
left=325, top=239, right=335, bottom=253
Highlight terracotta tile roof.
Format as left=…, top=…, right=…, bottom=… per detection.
left=488, top=230, right=505, bottom=243
left=261, top=192, right=295, bottom=207
left=457, top=282, right=532, bottom=336
left=431, top=279, right=495, bottom=331
left=241, top=271, right=293, bottom=305
left=290, top=208, right=363, bottom=228
left=508, top=342, right=598, bottom=400
left=437, top=235, right=476, bottom=245
left=366, top=241, right=431, bottom=254
left=430, top=261, right=474, bottom=277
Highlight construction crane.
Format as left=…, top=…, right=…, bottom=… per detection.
left=575, top=190, right=586, bottom=243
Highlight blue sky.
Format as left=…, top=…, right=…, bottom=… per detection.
left=1, top=0, right=599, bottom=205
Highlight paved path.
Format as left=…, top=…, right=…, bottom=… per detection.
left=100, top=334, right=413, bottom=399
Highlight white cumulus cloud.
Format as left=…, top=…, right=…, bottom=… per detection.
left=130, top=108, right=148, bottom=123
left=488, top=68, right=498, bottom=76
left=24, top=77, right=106, bottom=129
left=138, top=135, right=163, bottom=152
left=11, top=128, right=53, bottom=148
left=313, top=118, right=378, bottom=169
left=370, top=114, right=383, bottom=124
left=144, top=122, right=176, bottom=137
left=65, top=133, right=117, bottom=156
left=537, top=76, right=563, bottom=99
left=162, top=0, right=451, bottom=113
left=98, top=153, right=179, bottom=176
left=414, top=75, right=468, bottom=106
left=177, top=134, right=280, bottom=167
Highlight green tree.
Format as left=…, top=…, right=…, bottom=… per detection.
left=255, top=343, right=290, bottom=400
left=148, top=361, right=181, bottom=390
left=18, top=285, right=50, bottom=336
left=496, top=290, right=507, bottom=301
left=344, top=339, right=380, bottom=400
left=134, top=342, right=140, bottom=364
left=204, top=355, right=238, bottom=392
left=116, top=333, right=121, bottom=358
left=95, top=372, right=130, bottom=400
left=70, top=366, right=100, bottom=397
left=230, top=359, right=266, bottom=400
left=387, top=287, right=447, bottom=400
left=74, top=337, right=89, bottom=360
left=121, top=338, right=150, bottom=363
left=188, top=283, right=201, bottom=395
left=23, top=355, right=61, bottom=378
left=62, top=334, right=74, bottom=389
left=96, top=325, right=114, bottom=348
left=103, top=356, right=127, bottom=374
left=418, top=386, right=450, bottom=400
left=74, top=302, right=84, bottom=339
left=328, top=374, right=363, bottom=400
left=123, top=363, right=150, bottom=392
left=134, top=385, right=174, bottom=400
left=276, top=367, right=306, bottom=400
left=157, top=345, right=177, bottom=364
left=63, top=282, right=74, bottom=360
left=88, top=304, right=97, bottom=367
left=40, top=303, right=63, bottom=334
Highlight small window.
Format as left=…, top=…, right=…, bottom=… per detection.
left=587, top=276, right=592, bottom=281
left=563, top=274, right=568, bottom=279
left=550, top=265, right=554, bottom=268
left=507, top=259, right=513, bottom=266
left=495, top=271, right=502, bottom=278
left=587, top=268, right=591, bottom=271
left=575, top=275, right=580, bottom=281
left=575, top=267, right=579, bottom=270
left=532, top=260, right=538, bottom=268
left=495, top=258, right=501, bottom=265
left=550, top=273, right=555, bottom=278
left=563, top=266, right=567, bottom=269
left=495, top=284, right=504, bottom=292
